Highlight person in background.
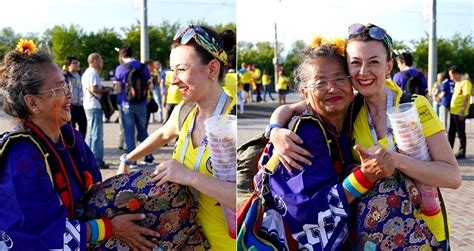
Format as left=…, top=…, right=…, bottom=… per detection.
left=393, top=51, right=428, bottom=96
left=163, top=66, right=183, bottom=123
left=431, top=72, right=442, bottom=117
left=146, top=60, right=164, bottom=124
left=448, top=65, right=472, bottom=159
left=64, top=55, right=87, bottom=139
left=252, top=64, right=263, bottom=102
left=262, top=68, right=275, bottom=101
left=117, top=25, right=236, bottom=250
left=0, top=40, right=159, bottom=250
left=277, top=69, right=289, bottom=105
left=114, top=46, right=154, bottom=166
left=82, top=53, right=111, bottom=169
left=437, top=70, right=455, bottom=129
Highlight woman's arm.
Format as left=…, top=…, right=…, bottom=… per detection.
left=117, top=104, right=181, bottom=174
left=150, top=159, right=236, bottom=208
left=393, top=131, right=461, bottom=189
left=269, top=101, right=313, bottom=170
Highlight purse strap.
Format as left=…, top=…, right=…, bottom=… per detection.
left=437, top=187, right=450, bottom=246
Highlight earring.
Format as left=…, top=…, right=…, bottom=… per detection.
left=210, top=76, right=215, bottom=80
left=32, top=108, right=38, bottom=112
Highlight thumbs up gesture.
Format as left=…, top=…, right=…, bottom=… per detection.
left=354, top=144, right=396, bottom=183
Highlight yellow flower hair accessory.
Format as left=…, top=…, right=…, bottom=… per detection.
left=15, top=39, right=39, bottom=56
left=310, top=35, right=346, bottom=57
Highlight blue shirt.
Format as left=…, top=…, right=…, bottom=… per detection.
left=440, top=79, right=455, bottom=108
left=114, top=60, right=150, bottom=105
left=393, top=68, right=428, bottom=93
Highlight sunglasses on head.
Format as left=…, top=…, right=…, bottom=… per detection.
left=173, top=24, right=227, bottom=64
left=348, top=23, right=394, bottom=54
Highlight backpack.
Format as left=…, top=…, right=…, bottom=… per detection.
left=124, top=63, right=148, bottom=102
left=402, top=71, right=426, bottom=95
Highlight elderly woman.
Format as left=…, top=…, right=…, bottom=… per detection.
left=255, top=38, right=390, bottom=250
left=117, top=24, right=236, bottom=250
left=0, top=40, right=162, bottom=250
left=268, top=24, right=461, bottom=250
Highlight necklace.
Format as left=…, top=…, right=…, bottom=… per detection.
left=367, top=87, right=395, bottom=150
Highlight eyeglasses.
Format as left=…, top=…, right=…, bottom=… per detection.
left=37, top=83, right=71, bottom=97
left=173, top=24, right=227, bottom=63
left=348, top=23, right=394, bottom=54
left=306, top=75, right=351, bottom=91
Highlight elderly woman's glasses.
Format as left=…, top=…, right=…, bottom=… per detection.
left=173, top=24, right=227, bottom=63
left=306, top=76, right=351, bottom=91
left=37, top=83, right=71, bottom=97
left=348, top=23, right=394, bottom=52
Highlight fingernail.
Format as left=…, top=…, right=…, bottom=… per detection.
left=141, top=214, right=146, bottom=219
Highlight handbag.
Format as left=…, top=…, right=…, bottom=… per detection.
left=237, top=155, right=283, bottom=251
left=466, top=103, right=474, bottom=119
left=90, top=90, right=115, bottom=119
left=147, top=98, right=159, bottom=113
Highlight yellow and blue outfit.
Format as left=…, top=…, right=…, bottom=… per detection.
left=351, top=80, right=448, bottom=249
left=172, top=93, right=236, bottom=250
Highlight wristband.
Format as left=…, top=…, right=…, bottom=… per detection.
left=103, top=218, right=113, bottom=239
left=88, top=220, right=99, bottom=242
left=353, top=168, right=374, bottom=189
left=97, top=219, right=105, bottom=241
left=343, top=168, right=374, bottom=198
left=264, top=123, right=282, bottom=139
left=120, top=154, right=133, bottom=166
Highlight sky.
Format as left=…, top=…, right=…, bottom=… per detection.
left=0, top=0, right=236, bottom=36
left=237, top=0, right=473, bottom=53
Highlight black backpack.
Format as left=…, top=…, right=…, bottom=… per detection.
left=125, top=63, right=148, bottom=102
left=402, top=71, right=425, bottom=95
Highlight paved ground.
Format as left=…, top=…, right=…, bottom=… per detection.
left=1, top=93, right=473, bottom=249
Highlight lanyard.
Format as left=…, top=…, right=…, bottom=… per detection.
left=367, top=87, right=395, bottom=150
left=178, top=90, right=227, bottom=180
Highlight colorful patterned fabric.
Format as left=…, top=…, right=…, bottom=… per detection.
left=78, top=168, right=209, bottom=250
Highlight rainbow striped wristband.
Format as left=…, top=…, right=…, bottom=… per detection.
left=88, top=218, right=113, bottom=242
left=343, top=167, right=374, bottom=198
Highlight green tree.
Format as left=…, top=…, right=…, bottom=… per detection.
left=46, top=25, right=84, bottom=66
left=82, top=28, right=122, bottom=78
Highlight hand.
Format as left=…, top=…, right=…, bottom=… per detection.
left=150, top=159, right=194, bottom=186
left=354, top=145, right=396, bottom=182
left=111, top=214, right=160, bottom=250
left=459, top=110, right=466, bottom=120
left=269, top=127, right=313, bottom=173
left=117, top=161, right=130, bottom=175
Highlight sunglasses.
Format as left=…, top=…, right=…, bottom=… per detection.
left=173, top=24, right=227, bottom=64
left=348, top=23, right=394, bottom=54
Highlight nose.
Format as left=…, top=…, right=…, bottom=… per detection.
left=359, top=63, right=369, bottom=75
left=171, top=71, right=180, bottom=86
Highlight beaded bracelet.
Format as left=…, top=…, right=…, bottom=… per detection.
left=342, top=167, right=374, bottom=198
left=88, top=218, right=113, bottom=242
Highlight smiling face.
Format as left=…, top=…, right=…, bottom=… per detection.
left=169, top=45, right=216, bottom=102
left=30, top=63, right=72, bottom=126
left=345, top=40, right=393, bottom=98
left=301, top=56, right=353, bottom=117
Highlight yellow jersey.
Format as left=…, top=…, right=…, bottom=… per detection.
left=172, top=98, right=236, bottom=250
left=450, top=79, right=472, bottom=115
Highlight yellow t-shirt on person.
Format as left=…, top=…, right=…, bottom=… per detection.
left=277, top=76, right=289, bottom=90
left=172, top=97, right=236, bottom=250
left=224, top=72, right=237, bottom=100
left=450, top=79, right=472, bottom=115
left=351, top=79, right=447, bottom=242
left=262, top=73, right=271, bottom=86
left=165, top=70, right=183, bottom=105
left=253, top=68, right=262, bottom=84
left=239, top=70, right=251, bottom=84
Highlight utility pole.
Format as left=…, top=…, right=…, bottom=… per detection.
left=273, top=22, right=279, bottom=92
left=140, top=0, right=149, bottom=62
left=428, top=0, right=437, bottom=95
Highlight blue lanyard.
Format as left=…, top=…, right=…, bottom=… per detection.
left=178, top=91, right=227, bottom=200
left=367, top=87, right=395, bottom=150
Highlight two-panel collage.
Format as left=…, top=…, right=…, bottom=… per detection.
left=0, top=0, right=473, bottom=250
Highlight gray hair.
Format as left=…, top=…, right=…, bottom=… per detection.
left=0, top=50, right=53, bottom=119
left=293, top=45, right=348, bottom=90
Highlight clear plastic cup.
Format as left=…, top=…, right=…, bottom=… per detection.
left=211, top=151, right=237, bottom=159
left=208, top=139, right=236, bottom=148
left=222, top=206, right=236, bottom=239
left=213, top=171, right=236, bottom=181
left=209, top=145, right=236, bottom=155
left=205, top=115, right=237, bottom=136
left=397, top=141, right=428, bottom=154
left=393, top=130, right=424, bottom=143
left=387, top=103, right=417, bottom=119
